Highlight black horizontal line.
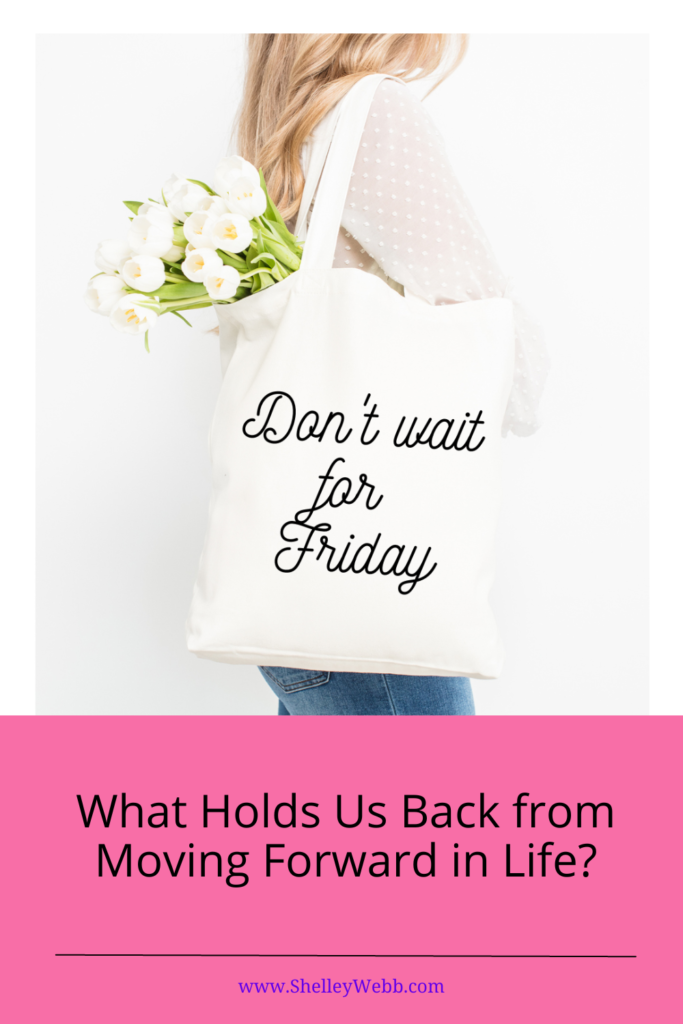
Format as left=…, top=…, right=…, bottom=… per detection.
left=55, top=953, right=636, bottom=959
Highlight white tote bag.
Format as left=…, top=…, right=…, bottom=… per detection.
left=186, top=73, right=515, bottom=679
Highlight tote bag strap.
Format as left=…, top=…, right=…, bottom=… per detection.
left=294, top=105, right=343, bottom=242
left=299, top=73, right=406, bottom=272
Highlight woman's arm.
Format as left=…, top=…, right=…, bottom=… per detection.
left=336, top=78, right=549, bottom=437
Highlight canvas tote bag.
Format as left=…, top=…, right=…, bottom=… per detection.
left=186, top=73, right=515, bottom=679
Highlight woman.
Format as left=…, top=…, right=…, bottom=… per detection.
left=226, top=34, right=548, bottom=716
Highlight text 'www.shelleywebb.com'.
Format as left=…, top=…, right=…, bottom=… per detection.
left=238, top=978, right=444, bottom=996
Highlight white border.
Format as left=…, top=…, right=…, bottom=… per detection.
left=2, top=2, right=679, bottom=714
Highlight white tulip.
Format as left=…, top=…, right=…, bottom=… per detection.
left=214, top=156, right=260, bottom=200
left=197, top=194, right=229, bottom=217
left=84, top=273, right=127, bottom=315
left=121, top=254, right=166, bottom=292
left=167, top=182, right=208, bottom=223
left=210, top=212, right=253, bottom=254
left=128, top=207, right=175, bottom=257
left=181, top=247, right=224, bottom=283
left=162, top=174, right=187, bottom=204
left=185, top=242, right=196, bottom=253
left=137, top=201, right=176, bottom=226
left=183, top=211, right=218, bottom=249
left=94, top=238, right=132, bottom=274
left=110, top=295, right=159, bottom=335
left=205, top=266, right=240, bottom=301
left=162, top=244, right=186, bottom=263
left=226, top=176, right=267, bottom=219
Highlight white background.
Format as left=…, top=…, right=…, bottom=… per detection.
left=36, top=33, right=648, bottom=715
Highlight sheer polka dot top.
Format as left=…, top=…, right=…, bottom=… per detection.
left=320, top=78, right=549, bottom=437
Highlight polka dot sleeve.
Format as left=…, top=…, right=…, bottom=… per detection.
left=333, top=78, right=549, bottom=438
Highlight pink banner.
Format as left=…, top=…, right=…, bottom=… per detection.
left=1, top=716, right=679, bottom=1022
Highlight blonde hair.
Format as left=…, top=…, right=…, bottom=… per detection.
left=235, top=33, right=468, bottom=223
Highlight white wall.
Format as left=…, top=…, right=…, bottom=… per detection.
left=36, top=34, right=648, bottom=714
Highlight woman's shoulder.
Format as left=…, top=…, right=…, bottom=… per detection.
left=371, top=76, right=422, bottom=112
left=308, top=77, right=429, bottom=144
left=366, top=77, right=443, bottom=141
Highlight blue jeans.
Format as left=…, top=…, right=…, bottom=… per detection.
left=258, top=666, right=475, bottom=716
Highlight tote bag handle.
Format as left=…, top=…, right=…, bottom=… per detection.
left=294, top=106, right=342, bottom=242
left=299, top=73, right=405, bottom=272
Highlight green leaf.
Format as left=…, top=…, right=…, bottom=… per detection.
left=244, top=240, right=259, bottom=265
left=217, top=250, right=250, bottom=272
left=259, top=168, right=288, bottom=232
left=263, top=216, right=301, bottom=252
left=256, top=218, right=302, bottom=266
left=124, top=201, right=143, bottom=215
left=260, top=236, right=300, bottom=271
left=170, top=310, right=192, bottom=327
left=250, top=253, right=277, bottom=269
left=241, top=268, right=276, bottom=287
left=160, top=300, right=212, bottom=313
left=157, top=282, right=208, bottom=300
left=249, top=254, right=285, bottom=281
left=187, top=178, right=217, bottom=196
left=144, top=330, right=150, bottom=353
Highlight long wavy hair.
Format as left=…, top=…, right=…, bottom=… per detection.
left=235, top=34, right=468, bottom=223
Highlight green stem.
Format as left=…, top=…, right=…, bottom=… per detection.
left=170, top=310, right=192, bottom=326
left=159, top=301, right=213, bottom=314
left=157, top=298, right=206, bottom=310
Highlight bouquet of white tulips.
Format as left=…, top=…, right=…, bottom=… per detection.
left=84, top=157, right=303, bottom=350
